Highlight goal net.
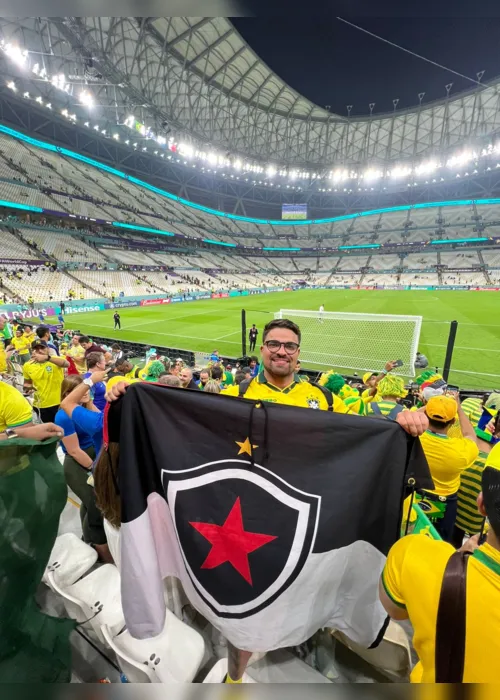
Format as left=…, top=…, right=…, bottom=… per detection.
left=274, top=309, right=422, bottom=377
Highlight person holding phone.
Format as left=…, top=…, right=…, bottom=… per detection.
left=362, top=359, right=404, bottom=405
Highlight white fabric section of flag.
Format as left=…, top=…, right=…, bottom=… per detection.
left=121, top=493, right=387, bottom=652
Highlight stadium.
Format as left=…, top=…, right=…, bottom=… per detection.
left=1, top=15, right=500, bottom=684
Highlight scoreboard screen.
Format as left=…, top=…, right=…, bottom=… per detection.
left=282, top=203, right=307, bottom=220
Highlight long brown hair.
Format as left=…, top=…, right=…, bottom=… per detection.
left=93, top=443, right=121, bottom=528
left=60, top=374, right=83, bottom=401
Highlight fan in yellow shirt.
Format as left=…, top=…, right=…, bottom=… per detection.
left=0, top=380, right=33, bottom=432
left=22, top=324, right=36, bottom=346
left=65, top=336, right=87, bottom=374
left=221, top=321, right=428, bottom=437
left=380, top=442, right=500, bottom=683
left=22, top=341, right=69, bottom=422
left=419, top=395, right=479, bottom=542
left=8, top=328, right=32, bottom=365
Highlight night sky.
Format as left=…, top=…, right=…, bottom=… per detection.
left=232, top=10, right=500, bottom=116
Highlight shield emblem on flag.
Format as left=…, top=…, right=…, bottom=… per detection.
left=161, top=460, right=320, bottom=618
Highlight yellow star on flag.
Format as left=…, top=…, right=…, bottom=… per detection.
left=236, top=437, right=258, bottom=456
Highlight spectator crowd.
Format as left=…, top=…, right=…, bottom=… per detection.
left=0, top=313, right=499, bottom=684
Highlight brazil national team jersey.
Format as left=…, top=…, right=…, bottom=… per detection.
left=456, top=450, right=488, bottom=535
left=222, top=371, right=347, bottom=412
left=461, top=397, right=484, bottom=428
left=0, top=381, right=33, bottom=432
left=22, top=360, right=65, bottom=409
left=382, top=534, right=500, bottom=682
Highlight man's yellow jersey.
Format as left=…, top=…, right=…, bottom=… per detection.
left=11, top=335, right=31, bottom=356
left=419, top=430, right=479, bottom=496
left=222, top=371, right=347, bottom=412
left=0, top=381, right=33, bottom=432
left=382, top=534, right=500, bottom=682
left=22, top=360, right=65, bottom=409
left=66, top=344, right=86, bottom=373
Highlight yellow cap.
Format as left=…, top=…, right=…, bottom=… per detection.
left=363, top=372, right=376, bottom=384
left=425, top=395, right=457, bottom=422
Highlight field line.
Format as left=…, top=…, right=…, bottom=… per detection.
left=214, top=331, right=241, bottom=340
left=81, top=322, right=241, bottom=345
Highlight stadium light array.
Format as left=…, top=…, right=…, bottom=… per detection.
left=79, top=89, right=94, bottom=108
left=2, top=42, right=28, bottom=68
left=363, top=168, right=383, bottom=182
left=5, top=37, right=500, bottom=194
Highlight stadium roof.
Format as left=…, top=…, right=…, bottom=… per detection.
left=1, top=16, right=500, bottom=170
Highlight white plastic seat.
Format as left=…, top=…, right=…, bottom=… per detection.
left=331, top=620, right=412, bottom=681
left=101, top=607, right=205, bottom=683
left=43, top=532, right=97, bottom=589
left=48, top=563, right=125, bottom=645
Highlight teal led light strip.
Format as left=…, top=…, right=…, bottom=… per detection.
left=263, top=246, right=301, bottom=251
left=203, top=239, right=237, bottom=247
left=431, top=237, right=489, bottom=244
left=112, top=221, right=174, bottom=236
left=2, top=124, right=500, bottom=227
left=0, top=199, right=43, bottom=213
left=339, top=243, right=381, bottom=250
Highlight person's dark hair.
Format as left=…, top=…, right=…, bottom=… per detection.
left=210, top=366, right=223, bottom=381
left=200, top=368, right=210, bottom=376
left=428, top=417, right=455, bottom=432
left=482, top=467, right=500, bottom=538
left=262, top=318, right=301, bottom=344
left=234, top=370, right=246, bottom=385
left=60, top=374, right=84, bottom=401
left=36, top=325, right=50, bottom=339
left=250, top=355, right=259, bottom=364
left=94, top=444, right=121, bottom=529
left=79, top=335, right=90, bottom=344
left=111, top=343, right=120, bottom=351
left=24, top=324, right=32, bottom=331
left=87, top=351, right=104, bottom=369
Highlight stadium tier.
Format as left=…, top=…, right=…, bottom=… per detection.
left=1, top=128, right=500, bottom=303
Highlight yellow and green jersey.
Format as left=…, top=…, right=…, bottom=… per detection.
left=461, top=397, right=484, bottom=428
left=456, top=450, right=488, bottom=535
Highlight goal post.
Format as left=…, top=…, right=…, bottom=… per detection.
left=274, top=309, right=422, bottom=377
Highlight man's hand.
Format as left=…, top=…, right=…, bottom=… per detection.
left=384, top=360, right=399, bottom=372
left=396, top=410, right=429, bottom=437
left=105, top=380, right=130, bottom=402
left=458, top=533, right=481, bottom=554
left=91, top=370, right=108, bottom=384
left=17, top=423, right=64, bottom=441
left=32, top=349, right=50, bottom=363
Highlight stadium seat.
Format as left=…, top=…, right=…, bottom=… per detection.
left=331, top=621, right=412, bottom=681
left=43, top=532, right=98, bottom=590
left=49, top=563, right=125, bottom=645
left=100, top=608, right=206, bottom=683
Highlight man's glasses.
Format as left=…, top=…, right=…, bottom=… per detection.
left=263, top=340, right=300, bottom=354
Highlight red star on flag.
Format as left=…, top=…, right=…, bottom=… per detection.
left=189, top=497, right=277, bottom=585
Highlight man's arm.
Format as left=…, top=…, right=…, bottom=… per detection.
left=0, top=422, right=63, bottom=441
left=47, top=354, right=69, bottom=368
left=366, top=360, right=399, bottom=397
left=455, top=395, right=477, bottom=442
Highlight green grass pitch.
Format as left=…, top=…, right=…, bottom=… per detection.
left=46, top=289, right=500, bottom=390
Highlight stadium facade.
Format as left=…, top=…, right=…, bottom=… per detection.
left=0, top=15, right=499, bottom=304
